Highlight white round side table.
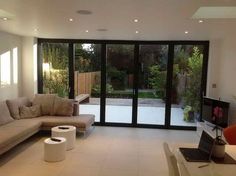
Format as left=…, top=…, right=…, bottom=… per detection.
left=51, top=125, right=76, bottom=150
left=44, top=137, right=66, bottom=162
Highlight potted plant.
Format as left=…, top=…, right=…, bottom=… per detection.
left=212, top=106, right=226, bottom=158
left=183, top=105, right=194, bottom=122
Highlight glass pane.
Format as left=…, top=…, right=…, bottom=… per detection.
left=106, top=44, right=134, bottom=123
left=42, top=43, right=69, bottom=97
left=137, top=45, right=168, bottom=125
left=170, top=45, right=204, bottom=126
left=74, top=43, right=101, bottom=122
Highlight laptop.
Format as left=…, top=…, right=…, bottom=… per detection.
left=179, top=131, right=215, bottom=162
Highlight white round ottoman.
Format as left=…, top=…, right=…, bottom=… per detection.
left=44, top=137, right=66, bottom=162
left=51, top=125, right=76, bottom=150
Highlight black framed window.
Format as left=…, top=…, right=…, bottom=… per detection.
left=38, top=39, right=209, bottom=130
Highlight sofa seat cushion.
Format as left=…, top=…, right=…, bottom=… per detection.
left=6, top=97, right=31, bottom=119
left=0, top=101, right=14, bottom=126
left=1, top=119, right=42, bottom=128
left=0, top=119, right=42, bottom=149
left=38, top=114, right=95, bottom=130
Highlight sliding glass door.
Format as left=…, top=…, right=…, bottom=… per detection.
left=38, top=39, right=209, bottom=130
left=170, top=45, right=205, bottom=127
left=105, top=44, right=135, bottom=123
left=137, top=45, right=168, bottom=125
left=74, top=43, right=101, bottom=122
left=41, top=43, right=69, bottom=97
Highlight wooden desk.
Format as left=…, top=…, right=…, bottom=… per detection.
left=175, top=144, right=236, bottom=176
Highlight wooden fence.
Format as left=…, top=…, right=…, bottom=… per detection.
left=74, top=71, right=101, bottom=96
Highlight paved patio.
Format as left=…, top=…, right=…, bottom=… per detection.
left=79, top=98, right=196, bottom=127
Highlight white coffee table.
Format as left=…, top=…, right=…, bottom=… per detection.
left=44, top=137, right=66, bottom=162
left=51, top=125, right=76, bottom=150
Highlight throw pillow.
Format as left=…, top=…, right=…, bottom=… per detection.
left=19, top=105, right=41, bottom=119
left=32, top=94, right=56, bottom=115
left=6, top=97, right=31, bottom=119
left=53, top=96, right=74, bottom=116
left=0, top=101, right=14, bottom=126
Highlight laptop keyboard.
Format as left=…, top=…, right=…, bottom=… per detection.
left=180, top=148, right=210, bottom=162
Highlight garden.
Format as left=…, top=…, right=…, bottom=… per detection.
left=42, top=43, right=203, bottom=123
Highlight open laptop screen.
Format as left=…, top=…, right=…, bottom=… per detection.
left=198, top=131, right=215, bottom=155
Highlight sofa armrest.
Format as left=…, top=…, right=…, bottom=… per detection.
left=73, top=101, right=80, bottom=116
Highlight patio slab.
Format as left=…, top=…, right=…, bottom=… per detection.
left=79, top=104, right=196, bottom=127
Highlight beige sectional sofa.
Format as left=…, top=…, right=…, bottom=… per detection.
left=0, top=94, right=95, bottom=155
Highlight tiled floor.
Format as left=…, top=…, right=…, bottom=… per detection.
left=0, top=127, right=198, bottom=176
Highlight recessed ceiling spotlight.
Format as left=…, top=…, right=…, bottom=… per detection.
left=185, top=31, right=189, bottom=34
left=198, top=20, right=203, bottom=23
left=34, top=28, right=38, bottom=32
left=2, top=17, right=8, bottom=21
left=69, top=18, right=74, bottom=22
left=135, top=30, right=139, bottom=34
left=134, top=19, right=139, bottom=23
left=77, top=10, right=93, bottom=15
left=85, top=30, right=89, bottom=33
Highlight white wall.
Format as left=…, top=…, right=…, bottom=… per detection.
left=1, top=29, right=236, bottom=124
left=207, top=35, right=236, bottom=125
left=0, top=31, right=22, bottom=101
left=21, top=37, right=38, bottom=99
left=0, top=32, right=38, bottom=101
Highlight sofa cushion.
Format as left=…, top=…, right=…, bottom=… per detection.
left=53, top=96, right=74, bottom=116
left=19, top=105, right=41, bottom=119
left=32, top=94, right=56, bottom=115
left=0, top=101, right=14, bottom=126
left=0, top=118, right=42, bottom=129
left=38, top=114, right=95, bottom=129
left=0, top=119, right=42, bottom=150
left=6, top=97, right=31, bottom=119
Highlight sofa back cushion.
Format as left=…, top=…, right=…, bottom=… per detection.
left=19, top=104, right=41, bottom=119
left=6, top=97, right=31, bottom=119
left=32, top=94, right=56, bottom=115
left=0, top=101, right=14, bottom=126
left=53, top=96, right=74, bottom=116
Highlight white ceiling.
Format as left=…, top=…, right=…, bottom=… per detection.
left=0, top=0, right=236, bottom=40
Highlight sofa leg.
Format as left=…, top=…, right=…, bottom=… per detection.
left=76, top=125, right=95, bottom=138
left=83, top=125, right=95, bottom=138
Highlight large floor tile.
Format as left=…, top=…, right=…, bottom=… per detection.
left=0, top=127, right=197, bottom=176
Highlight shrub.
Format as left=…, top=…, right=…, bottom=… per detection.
left=148, top=65, right=166, bottom=99
left=183, top=47, right=203, bottom=113
left=183, top=105, right=194, bottom=122
left=43, top=69, right=68, bottom=97
left=91, top=83, right=113, bottom=97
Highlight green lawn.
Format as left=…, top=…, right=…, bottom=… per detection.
left=138, top=92, right=158, bottom=99
left=92, top=90, right=159, bottom=99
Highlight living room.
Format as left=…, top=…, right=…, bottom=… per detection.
left=1, top=0, right=236, bottom=176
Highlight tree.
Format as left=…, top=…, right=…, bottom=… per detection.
left=74, top=44, right=101, bottom=72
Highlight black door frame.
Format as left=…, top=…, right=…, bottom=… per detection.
left=37, top=39, right=209, bottom=130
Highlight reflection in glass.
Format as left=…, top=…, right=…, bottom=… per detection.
left=42, top=43, right=69, bottom=97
